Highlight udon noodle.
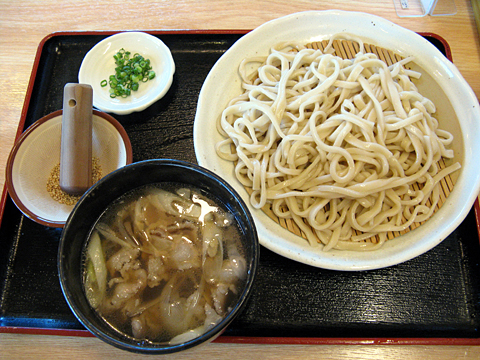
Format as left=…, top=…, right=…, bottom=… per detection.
left=215, top=34, right=460, bottom=251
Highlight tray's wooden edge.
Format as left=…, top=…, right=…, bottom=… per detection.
left=1, top=326, right=480, bottom=346
left=0, top=30, right=477, bottom=346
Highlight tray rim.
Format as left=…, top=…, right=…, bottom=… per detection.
left=1, top=29, right=478, bottom=347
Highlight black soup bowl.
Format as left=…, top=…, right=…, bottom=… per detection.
left=58, top=159, right=259, bottom=354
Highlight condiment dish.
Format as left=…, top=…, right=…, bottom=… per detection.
left=5, top=109, right=132, bottom=227
left=79, top=31, right=175, bottom=115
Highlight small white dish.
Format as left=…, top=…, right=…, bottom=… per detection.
left=78, top=32, right=175, bottom=115
left=194, top=10, right=480, bottom=271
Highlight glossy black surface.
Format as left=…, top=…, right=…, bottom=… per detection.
left=1, top=32, right=480, bottom=340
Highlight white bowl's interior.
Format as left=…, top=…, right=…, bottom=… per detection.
left=410, top=61, right=463, bottom=180
left=194, top=10, right=480, bottom=271
left=11, top=114, right=129, bottom=225
left=78, top=32, right=175, bottom=115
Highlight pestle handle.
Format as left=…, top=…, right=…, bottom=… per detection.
left=59, top=83, right=93, bottom=195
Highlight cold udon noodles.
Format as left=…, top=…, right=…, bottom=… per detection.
left=82, top=183, right=247, bottom=345
left=215, top=34, right=460, bottom=251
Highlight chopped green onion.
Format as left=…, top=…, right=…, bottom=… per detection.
left=100, top=47, right=156, bottom=98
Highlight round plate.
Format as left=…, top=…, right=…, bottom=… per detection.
left=78, top=32, right=175, bottom=115
left=193, top=10, right=480, bottom=271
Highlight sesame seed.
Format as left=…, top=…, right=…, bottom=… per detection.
left=46, top=157, right=102, bottom=205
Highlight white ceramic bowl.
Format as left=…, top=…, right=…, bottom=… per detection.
left=194, top=10, right=480, bottom=271
left=78, top=32, right=175, bottom=115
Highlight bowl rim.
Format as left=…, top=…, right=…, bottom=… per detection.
left=58, top=159, right=260, bottom=353
left=5, top=109, right=133, bottom=228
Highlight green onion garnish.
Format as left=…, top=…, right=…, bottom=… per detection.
left=101, top=48, right=155, bottom=98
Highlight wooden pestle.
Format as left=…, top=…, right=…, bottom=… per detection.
left=59, top=83, right=93, bottom=195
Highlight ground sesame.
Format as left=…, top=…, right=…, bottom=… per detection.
left=46, top=157, right=102, bottom=205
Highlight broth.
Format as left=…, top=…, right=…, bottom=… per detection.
left=82, top=183, right=247, bottom=344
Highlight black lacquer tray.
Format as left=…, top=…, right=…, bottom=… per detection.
left=1, top=30, right=480, bottom=345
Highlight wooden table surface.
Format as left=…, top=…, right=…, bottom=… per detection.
left=1, top=0, right=480, bottom=359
